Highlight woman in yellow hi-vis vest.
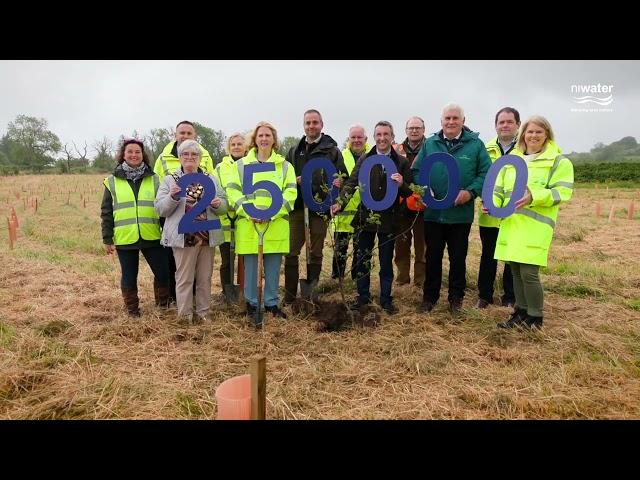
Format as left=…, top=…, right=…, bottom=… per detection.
left=216, top=133, right=248, bottom=296
left=101, top=138, right=169, bottom=317
left=490, top=116, right=574, bottom=329
left=226, top=122, right=297, bottom=327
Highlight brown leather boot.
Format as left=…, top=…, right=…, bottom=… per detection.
left=121, top=287, right=140, bottom=317
left=154, top=280, right=171, bottom=308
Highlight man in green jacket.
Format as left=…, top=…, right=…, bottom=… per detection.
left=412, top=103, right=491, bottom=314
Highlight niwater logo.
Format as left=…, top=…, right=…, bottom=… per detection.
left=570, top=84, right=614, bottom=112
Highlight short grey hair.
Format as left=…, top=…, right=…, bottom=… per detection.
left=177, top=139, right=202, bottom=157
left=374, top=120, right=394, bottom=138
left=405, top=116, right=425, bottom=128
left=441, top=103, right=465, bottom=119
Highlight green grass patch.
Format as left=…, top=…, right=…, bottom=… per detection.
left=547, top=262, right=609, bottom=279
left=627, top=299, right=640, bottom=311
left=547, top=281, right=607, bottom=300
left=21, top=218, right=35, bottom=237
left=176, top=392, right=205, bottom=417
left=36, top=320, right=73, bottom=337
left=0, top=320, right=16, bottom=348
left=22, top=339, right=80, bottom=369
left=15, top=246, right=113, bottom=275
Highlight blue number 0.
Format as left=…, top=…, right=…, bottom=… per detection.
left=301, top=157, right=339, bottom=212
left=242, top=162, right=284, bottom=221
left=358, top=154, right=398, bottom=211
left=177, top=172, right=221, bottom=234
left=418, top=152, right=460, bottom=210
left=481, top=154, right=528, bottom=218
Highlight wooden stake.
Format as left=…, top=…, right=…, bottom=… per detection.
left=7, top=217, right=14, bottom=249
left=10, top=207, right=18, bottom=228
left=595, top=202, right=601, bottom=217
left=628, top=201, right=635, bottom=220
left=10, top=218, right=17, bottom=243
left=608, top=205, right=615, bottom=222
left=237, top=256, right=244, bottom=291
left=83, top=198, right=86, bottom=208
left=250, top=356, right=266, bottom=420
left=34, top=198, right=38, bottom=213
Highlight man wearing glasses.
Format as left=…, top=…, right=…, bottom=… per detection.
left=394, top=116, right=427, bottom=287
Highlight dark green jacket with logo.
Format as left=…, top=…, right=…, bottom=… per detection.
left=412, top=126, right=491, bottom=224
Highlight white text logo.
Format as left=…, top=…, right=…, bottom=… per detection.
left=570, top=84, right=613, bottom=106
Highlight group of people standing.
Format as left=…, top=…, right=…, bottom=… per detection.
left=101, top=103, right=573, bottom=330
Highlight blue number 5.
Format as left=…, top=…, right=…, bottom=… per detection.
left=242, top=163, right=284, bottom=221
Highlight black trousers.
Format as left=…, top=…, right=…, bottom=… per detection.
left=355, top=230, right=395, bottom=306
left=117, top=246, right=169, bottom=290
left=166, top=246, right=177, bottom=301
left=423, top=222, right=471, bottom=303
left=478, top=226, right=515, bottom=303
left=219, top=241, right=232, bottom=288
left=331, top=231, right=358, bottom=280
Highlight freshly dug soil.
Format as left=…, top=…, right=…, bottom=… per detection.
left=314, top=301, right=382, bottom=332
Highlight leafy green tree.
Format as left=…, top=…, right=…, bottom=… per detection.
left=92, top=136, right=115, bottom=172
left=0, top=134, right=14, bottom=165
left=193, top=122, right=225, bottom=164
left=144, top=127, right=174, bottom=166
left=278, top=136, right=300, bottom=157
left=6, top=115, right=61, bottom=172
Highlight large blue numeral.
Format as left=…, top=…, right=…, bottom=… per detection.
left=358, top=155, right=398, bottom=211
left=418, top=152, right=460, bottom=210
left=177, top=173, right=221, bottom=234
left=242, top=162, right=284, bottom=221
left=301, top=157, right=339, bottom=212
left=481, top=154, right=528, bottom=218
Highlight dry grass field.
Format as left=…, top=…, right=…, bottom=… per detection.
left=1, top=174, right=639, bottom=419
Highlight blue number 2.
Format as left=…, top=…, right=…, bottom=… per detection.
left=177, top=173, right=221, bottom=234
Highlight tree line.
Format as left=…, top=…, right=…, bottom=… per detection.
left=0, top=115, right=300, bottom=175
left=569, top=136, right=640, bottom=164
left=1, top=114, right=638, bottom=177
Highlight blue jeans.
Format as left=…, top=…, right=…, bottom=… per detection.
left=355, top=231, right=395, bottom=306
left=243, top=253, right=283, bottom=307
left=116, top=246, right=169, bottom=290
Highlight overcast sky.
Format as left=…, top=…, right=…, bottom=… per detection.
left=1, top=60, right=638, bottom=155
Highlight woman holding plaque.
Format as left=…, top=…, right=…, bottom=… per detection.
left=155, top=139, right=227, bottom=325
